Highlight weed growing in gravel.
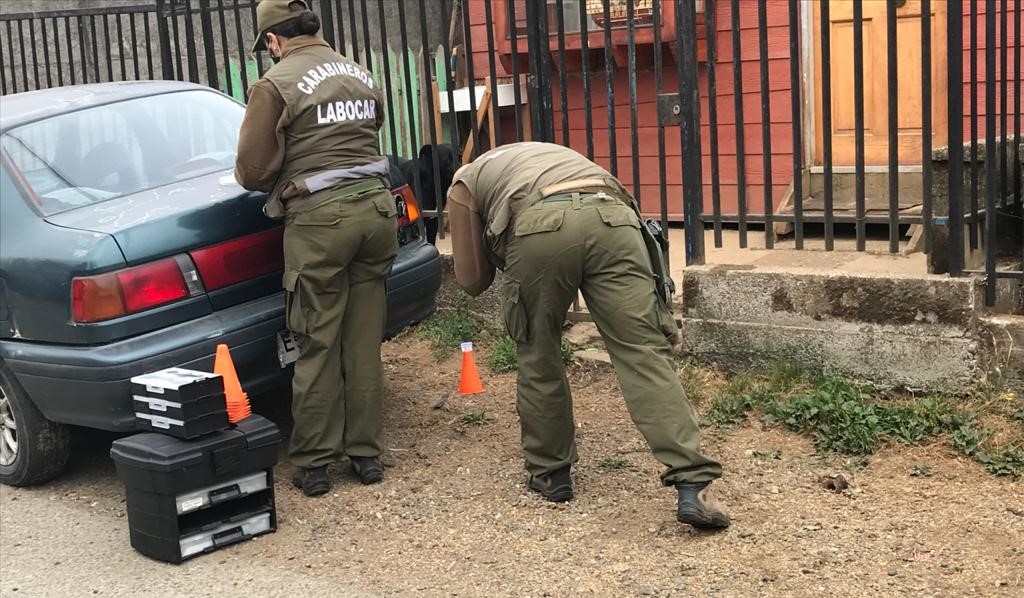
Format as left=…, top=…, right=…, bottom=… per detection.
left=459, top=411, right=491, bottom=427
left=909, top=463, right=934, bottom=477
left=418, top=304, right=478, bottom=359
left=677, top=361, right=714, bottom=406
left=597, top=456, right=632, bottom=471
left=701, top=375, right=774, bottom=428
left=487, top=336, right=573, bottom=373
left=975, top=445, right=1024, bottom=478
left=489, top=336, right=518, bottom=373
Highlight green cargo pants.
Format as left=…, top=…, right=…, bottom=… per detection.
left=282, top=181, right=399, bottom=470
left=502, top=193, right=722, bottom=486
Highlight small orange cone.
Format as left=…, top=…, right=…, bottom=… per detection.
left=458, top=342, right=484, bottom=395
left=214, top=343, right=251, bottom=423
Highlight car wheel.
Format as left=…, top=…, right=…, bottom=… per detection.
left=0, top=364, right=71, bottom=487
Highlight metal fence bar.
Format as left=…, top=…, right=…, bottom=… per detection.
left=483, top=0, right=502, bottom=147
left=17, top=20, right=29, bottom=89
left=998, top=0, right=1008, bottom=210
left=335, top=0, right=346, bottom=52
left=143, top=12, right=155, bottom=79
left=508, top=0, right=524, bottom=141
left=199, top=0, right=219, bottom=89
left=653, top=0, right=668, bottom=235
left=4, top=22, right=15, bottom=93
left=129, top=13, right=142, bottom=81
left=677, top=0, right=704, bottom=265
left=1016, top=0, right=1022, bottom=233
left=462, top=0, right=482, bottom=156
left=376, top=0, right=399, bottom=156
left=214, top=0, right=231, bottom=95
left=52, top=17, right=64, bottom=86
left=29, top=18, right=40, bottom=90
left=556, top=0, right=570, bottom=147
left=90, top=16, right=103, bottom=83
left=969, top=0, right=979, bottom=249
left=102, top=14, right=114, bottom=82
left=820, top=0, right=834, bottom=250
left=347, top=0, right=360, bottom=62
left=731, top=0, right=747, bottom=248
left=359, top=0, right=372, bottom=70
left=396, top=0, right=420, bottom=160
left=0, top=24, right=6, bottom=94
left=627, top=0, right=641, bottom=201
left=248, top=1, right=265, bottom=77
left=418, top=0, right=444, bottom=236
left=438, top=0, right=460, bottom=155
left=602, top=0, right=617, bottom=176
left=41, top=16, right=53, bottom=88
left=168, top=8, right=183, bottom=80
left=578, top=0, right=594, bottom=158
left=116, top=13, right=128, bottom=80
left=984, top=0, right=997, bottom=304
left=886, top=0, right=899, bottom=253
left=757, top=0, right=773, bottom=249
left=921, top=0, right=933, bottom=254
left=947, top=0, right=965, bottom=276
left=183, top=1, right=201, bottom=83
left=705, top=0, right=722, bottom=246
left=788, top=0, right=803, bottom=249
left=68, top=17, right=79, bottom=84
left=853, top=0, right=866, bottom=251
left=320, top=0, right=336, bottom=47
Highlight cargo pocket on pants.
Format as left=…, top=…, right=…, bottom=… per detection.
left=502, top=278, right=529, bottom=343
left=283, top=269, right=309, bottom=336
left=655, top=297, right=680, bottom=346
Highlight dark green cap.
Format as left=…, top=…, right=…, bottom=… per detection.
left=252, top=0, right=309, bottom=54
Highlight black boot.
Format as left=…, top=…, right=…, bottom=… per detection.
left=527, top=466, right=574, bottom=503
left=350, top=456, right=384, bottom=485
left=675, top=481, right=731, bottom=529
left=291, top=465, right=330, bottom=497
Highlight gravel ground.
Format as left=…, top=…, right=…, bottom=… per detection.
left=1, top=333, right=1022, bottom=597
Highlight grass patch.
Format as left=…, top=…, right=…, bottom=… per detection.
left=459, top=411, right=491, bottom=427
left=489, top=336, right=518, bottom=373
left=486, top=336, right=575, bottom=373
left=597, top=456, right=632, bottom=471
left=418, top=304, right=478, bottom=359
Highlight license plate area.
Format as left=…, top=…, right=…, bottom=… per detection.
left=276, top=330, right=300, bottom=367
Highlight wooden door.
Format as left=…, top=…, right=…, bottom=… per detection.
left=813, top=0, right=948, bottom=166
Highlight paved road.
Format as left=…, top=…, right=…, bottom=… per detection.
left=0, top=429, right=377, bottom=598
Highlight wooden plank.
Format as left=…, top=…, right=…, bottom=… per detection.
left=461, top=84, right=492, bottom=164
left=486, top=76, right=497, bottom=150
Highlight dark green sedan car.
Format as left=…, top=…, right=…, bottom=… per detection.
left=0, top=81, right=441, bottom=486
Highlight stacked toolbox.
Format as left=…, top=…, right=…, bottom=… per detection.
left=130, top=369, right=229, bottom=439
left=111, top=367, right=281, bottom=564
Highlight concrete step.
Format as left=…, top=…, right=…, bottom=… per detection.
left=680, top=265, right=978, bottom=336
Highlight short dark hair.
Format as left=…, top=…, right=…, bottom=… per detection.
left=266, top=11, right=320, bottom=41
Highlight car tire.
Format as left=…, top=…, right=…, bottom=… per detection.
left=0, top=363, right=71, bottom=487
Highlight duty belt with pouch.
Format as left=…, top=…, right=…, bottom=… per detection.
left=540, top=179, right=676, bottom=308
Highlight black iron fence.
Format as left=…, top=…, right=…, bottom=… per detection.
left=0, top=0, right=1021, bottom=304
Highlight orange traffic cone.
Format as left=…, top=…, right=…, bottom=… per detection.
left=458, top=342, right=484, bottom=395
left=214, top=343, right=251, bottom=423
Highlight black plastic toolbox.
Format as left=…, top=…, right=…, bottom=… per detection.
left=110, top=415, right=281, bottom=563
left=131, top=368, right=229, bottom=439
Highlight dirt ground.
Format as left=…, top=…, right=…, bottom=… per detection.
left=2, top=332, right=1023, bottom=597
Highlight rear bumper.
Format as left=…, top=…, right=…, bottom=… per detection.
left=0, top=241, right=442, bottom=432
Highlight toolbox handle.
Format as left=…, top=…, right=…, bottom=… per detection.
left=212, top=526, right=246, bottom=548
left=208, top=484, right=241, bottom=505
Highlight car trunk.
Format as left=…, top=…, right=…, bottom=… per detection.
left=45, top=170, right=280, bottom=314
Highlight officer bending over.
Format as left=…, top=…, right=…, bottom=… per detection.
left=235, top=0, right=397, bottom=496
left=446, top=142, right=730, bottom=529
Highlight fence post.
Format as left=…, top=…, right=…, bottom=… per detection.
left=677, top=0, right=704, bottom=266
left=155, top=0, right=175, bottom=80
left=524, top=0, right=553, bottom=143
left=198, top=0, right=219, bottom=89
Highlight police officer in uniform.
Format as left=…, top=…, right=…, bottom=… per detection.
left=447, top=142, right=730, bottom=529
left=235, top=0, right=397, bottom=496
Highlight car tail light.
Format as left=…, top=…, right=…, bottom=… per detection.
left=396, top=185, right=421, bottom=228
left=189, top=228, right=284, bottom=291
left=72, top=258, right=193, bottom=323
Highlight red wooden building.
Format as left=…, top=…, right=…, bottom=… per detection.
left=461, top=0, right=1020, bottom=221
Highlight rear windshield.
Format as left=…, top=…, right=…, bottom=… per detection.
left=2, top=90, right=244, bottom=216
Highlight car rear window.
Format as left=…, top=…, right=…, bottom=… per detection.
left=1, top=90, right=244, bottom=216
